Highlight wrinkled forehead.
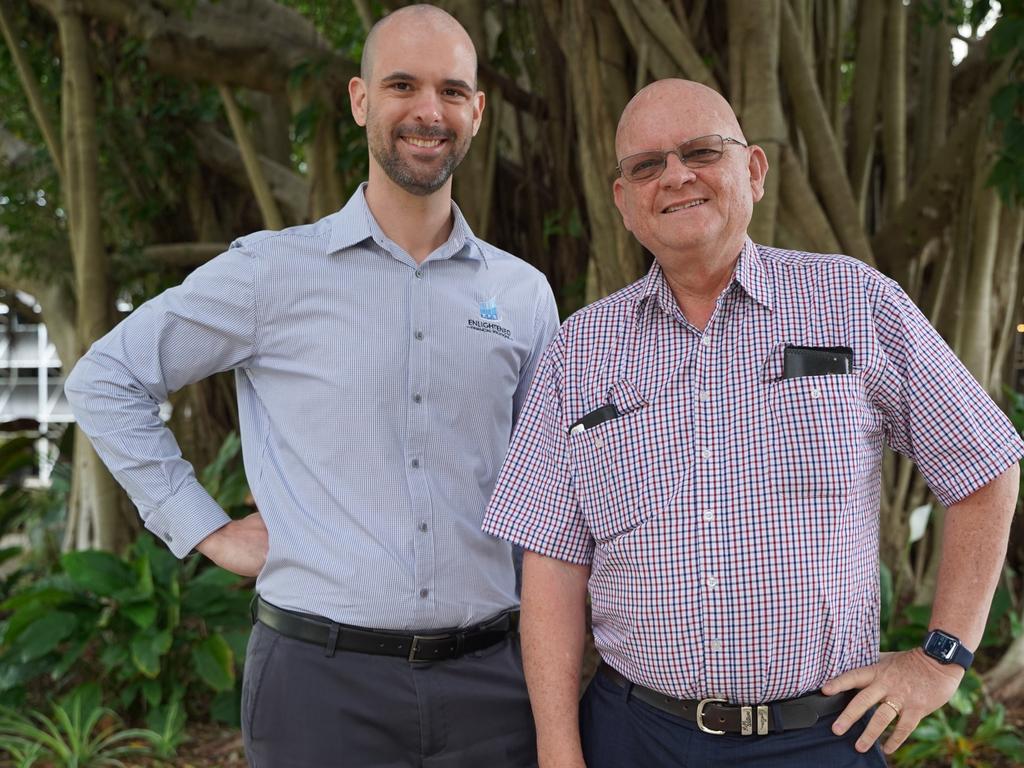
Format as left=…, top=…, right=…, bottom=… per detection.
left=615, top=87, right=742, bottom=157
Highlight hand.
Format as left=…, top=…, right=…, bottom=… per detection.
left=822, top=648, right=964, bottom=755
left=196, top=512, right=269, bottom=577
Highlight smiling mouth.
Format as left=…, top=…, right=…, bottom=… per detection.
left=403, top=136, right=446, bottom=149
left=662, top=199, right=707, bottom=213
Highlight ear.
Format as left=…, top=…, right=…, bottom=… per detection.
left=470, top=89, right=486, bottom=137
left=613, top=177, right=633, bottom=232
left=747, top=144, right=769, bottom=203
left=349, top=76, right=368, bottom=127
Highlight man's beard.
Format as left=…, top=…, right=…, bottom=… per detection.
left=370, top=125, right=468, bottom=196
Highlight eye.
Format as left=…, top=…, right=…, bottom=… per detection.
left=390, top=82, right=413, bottom=92
left=442, top=88, right=467, bottom=99
left=682, top=148, right=721, bottom=164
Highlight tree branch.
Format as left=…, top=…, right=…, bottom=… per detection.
left=191, top=124, right=309, bottom=225
left=0, top=0, right=65, bottom=186
left=218, top=84, right=284, bottom=230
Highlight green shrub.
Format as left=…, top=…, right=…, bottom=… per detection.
left=0, top=682, right=162, bottom=767
left=0, top=534, right=252, bottom=725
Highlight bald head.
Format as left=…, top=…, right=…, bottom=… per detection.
left=615, top=79, right=744, bottom=159
left=361, top=5, right=477, bottom=86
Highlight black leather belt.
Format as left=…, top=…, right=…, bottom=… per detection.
left=253, top=597, right=518, bottom=662
left=600, top=664, right=854, bottom=736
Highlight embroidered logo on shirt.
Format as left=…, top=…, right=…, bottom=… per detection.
left=479, top=297, right=500, bottom=321
left=467, top=318, right=511, bottom=339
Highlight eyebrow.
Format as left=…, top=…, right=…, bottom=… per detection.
left=379, top=72, right=475, bottom=92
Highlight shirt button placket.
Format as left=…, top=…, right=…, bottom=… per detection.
left=408, top=263, right=433, bottom=624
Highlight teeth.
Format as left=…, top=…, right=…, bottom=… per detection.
left=665, top=200, right=706, bottom=213
left=406, top=137, right=442, bottom=148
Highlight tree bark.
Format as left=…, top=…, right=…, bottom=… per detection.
left=779, top=0, right=874, bottom=266
left=880, top=0, right=906, bottom=220
left=55, top=2, right=129, bottom=552
left=847, top=0, right=883, bottom=217
left=728, top=0, right=784, bottom=245
left=218, top=84, right=284, bottom=231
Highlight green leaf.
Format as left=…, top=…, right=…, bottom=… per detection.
left=120, top=600, right=157, bottom=630
left=142, top=678, right=162, bottom=707
left=210, top=687, right=241, bottom=726
left=130, top=628, right=172, bottom=678
left=61, top=551, right=134, bottom=597
left=192, top=634, right=235, bottom=692
left=12, top=611, right=76, bottom=663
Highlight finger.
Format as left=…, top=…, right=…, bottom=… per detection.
left=882, top=713, right=920, bottom=755
left=822, top=664, right=877, bottom=695
left=832, top=685, right=883, bottom=736
left=854, top=705, right=899, bottom=753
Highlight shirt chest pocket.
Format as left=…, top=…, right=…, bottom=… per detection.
left=767, top=373, right=866, bottom=498
left=568, top=404, right=666, bottom=543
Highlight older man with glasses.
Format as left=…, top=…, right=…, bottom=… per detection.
left=482, top=78, right=1023, bottom=767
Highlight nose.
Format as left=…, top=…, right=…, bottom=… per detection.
left=411, top=89, right=442, bottom=125
left=660, top=152, right=696, bottom=188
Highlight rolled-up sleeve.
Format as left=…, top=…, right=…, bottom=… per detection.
left=483, top=334, right=594, bottom=564
left=65, top=245, right=259, bottom=556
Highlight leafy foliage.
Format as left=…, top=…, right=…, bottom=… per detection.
left=0, top=534, right=252, bottom=725
left=894, top=672, right=1024, bottom=768
left=0, top=682, right=162, bottom=767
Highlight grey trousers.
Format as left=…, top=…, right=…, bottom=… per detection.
left=242, top=621, right=537, bottom=768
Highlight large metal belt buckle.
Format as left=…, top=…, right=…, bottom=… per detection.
left=695, top=697, right=728, bottom=735
left=407, top=634, right=448, bottom=662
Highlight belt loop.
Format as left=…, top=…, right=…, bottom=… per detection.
left=250, top=594, right=259, bottom=625
left=324, top=623, right=340, bottom=658
left=621, top=680, right=634, bottom=703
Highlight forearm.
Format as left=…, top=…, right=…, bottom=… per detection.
left=929, top=464, right=1019, bottom=649
left=521, top=550, right=590, bottom=768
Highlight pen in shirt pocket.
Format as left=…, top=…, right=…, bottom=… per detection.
left=568, top=403, right=620, bottom=435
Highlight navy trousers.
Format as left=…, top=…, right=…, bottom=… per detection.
left=580, top=668, right=889, bottom=768
left=242, top=621, right=537, bottom=768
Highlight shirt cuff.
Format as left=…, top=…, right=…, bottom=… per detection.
left=143, top=481, right=232, bottom=558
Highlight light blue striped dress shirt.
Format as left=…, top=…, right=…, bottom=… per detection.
left=65, top=184, right=560, bottom=630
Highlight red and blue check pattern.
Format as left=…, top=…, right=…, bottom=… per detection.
left=483, top=239, right=1024, bottom=703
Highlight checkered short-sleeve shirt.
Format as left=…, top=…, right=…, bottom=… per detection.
left=483, top=239, right=1024, bottom=703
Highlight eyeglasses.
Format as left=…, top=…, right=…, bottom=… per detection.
left=616, top=134, right=748, bottom=183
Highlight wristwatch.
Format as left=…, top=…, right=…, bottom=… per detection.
left=922, top=629, right=974, bottom=670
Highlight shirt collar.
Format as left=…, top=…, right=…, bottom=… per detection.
left=327, top=183, right=485, bottom=263
left=733, top=238, right=774, bottom=311
left=638, top=237, right=774, bottom=319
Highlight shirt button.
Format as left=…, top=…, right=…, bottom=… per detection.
left=419, top=588, right=429, bottom=598
left=164, top=532, right=173, bottom=542
left=701, top=335, right=711, bottom=347
left=411, top=458, right=420, bottom=468
left=414, top=330, right=424, bottom=340
left=419, top=522, right=428, bottom=532
left=706, top=575, right=718, bottom=589
left=414, top=269, right=423, bottom=278
left=703, top=510, right=714, bottom=522
left=811, top=386, right=821, bottom=398
left=699, top=390, right=710, bottom=403
left=701, top=448, right=712, bottom=460
left=709, top=639, right=723, bottom=652
left=412, top=393, right=422, bottom=403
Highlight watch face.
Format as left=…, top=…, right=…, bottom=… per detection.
left=927, top=632, right=959, bottom=661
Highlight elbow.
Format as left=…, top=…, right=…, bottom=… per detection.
left=63, top=356, right=95, bottom=415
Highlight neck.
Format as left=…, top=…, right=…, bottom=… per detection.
left=363, top=167, right=455, bottom=263
left=658, top=240, right=744, bottom=331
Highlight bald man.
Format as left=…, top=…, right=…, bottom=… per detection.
left=482, top=79, right=1022, bottom=767
left=66, top=5, right=557, bottom=766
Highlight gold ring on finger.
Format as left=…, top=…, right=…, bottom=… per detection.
left=882, top=699, right=901, bottom=715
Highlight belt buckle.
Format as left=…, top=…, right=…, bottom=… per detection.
left=695, top=697, right=728, bottom=735
left=407, top=633, right=449, bottom=662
